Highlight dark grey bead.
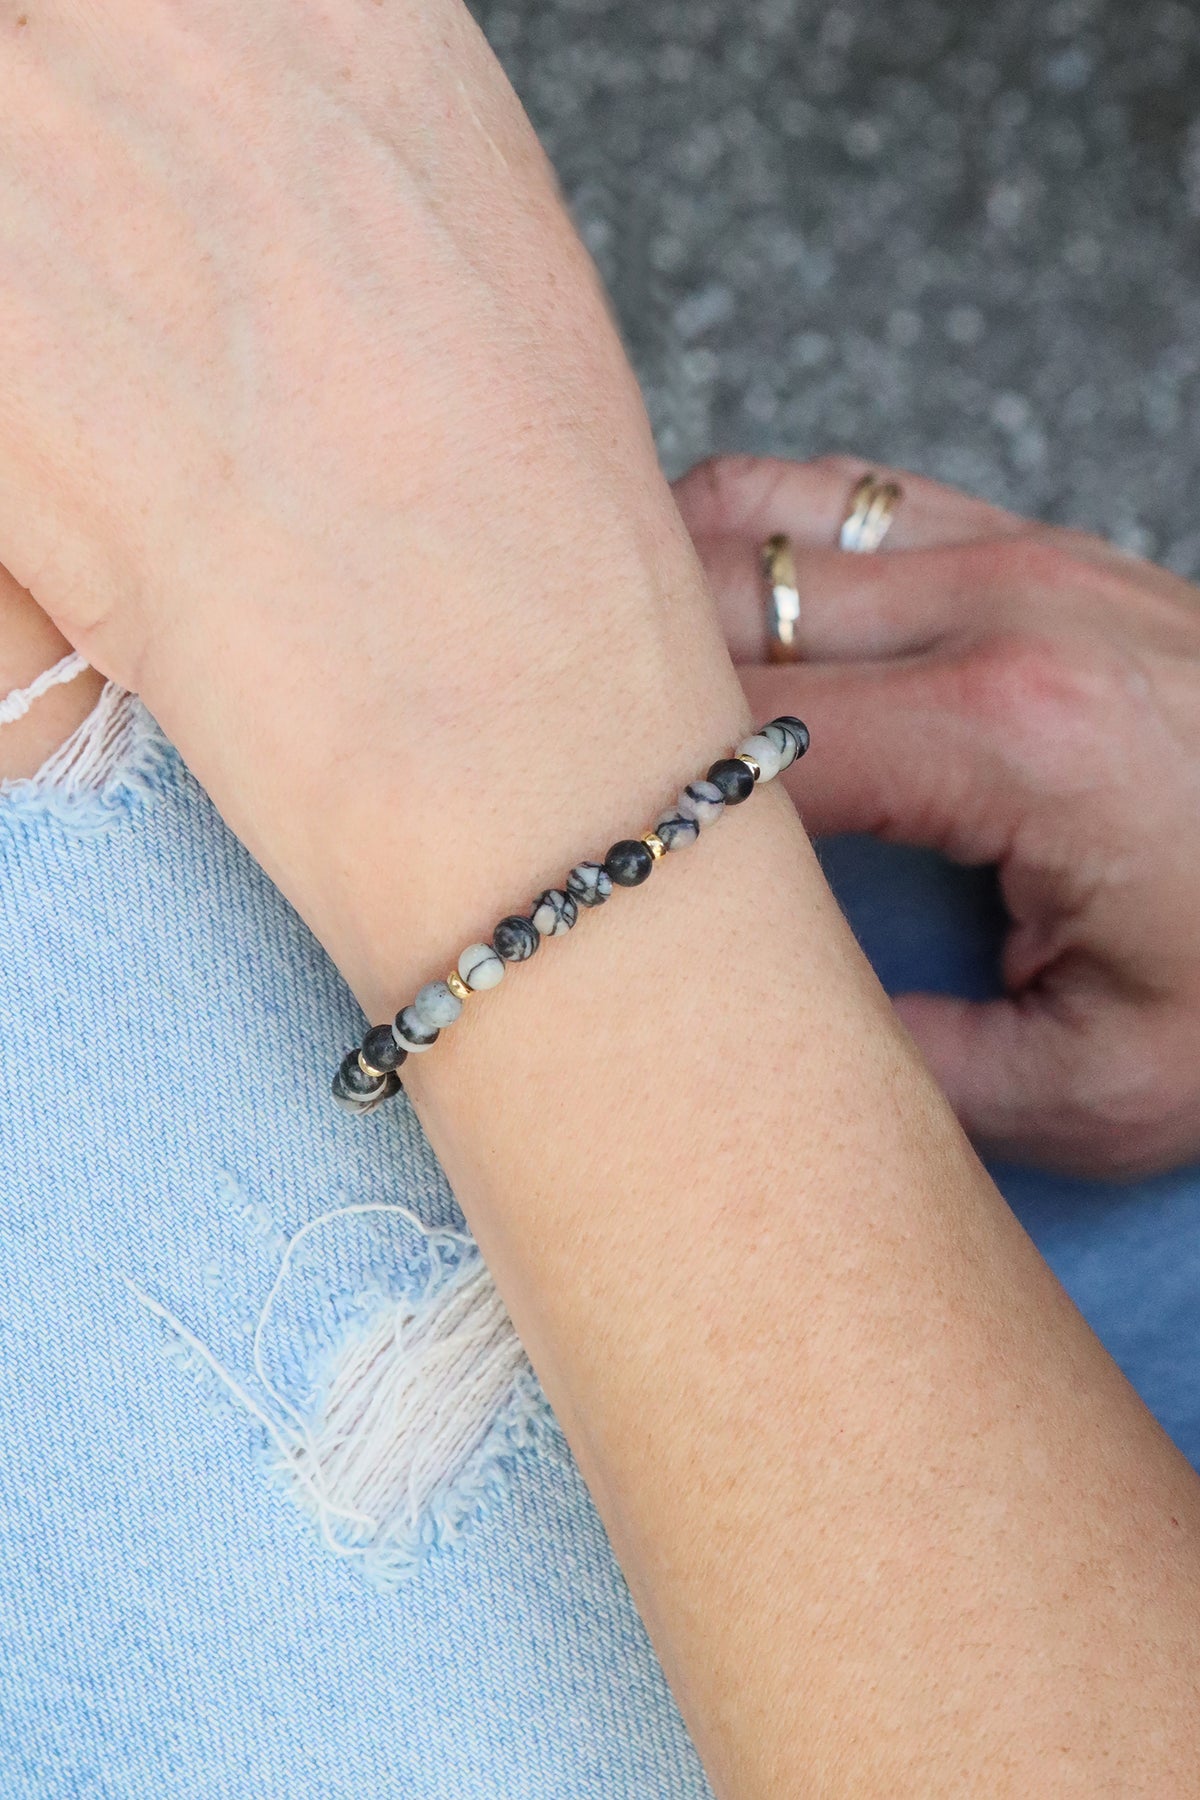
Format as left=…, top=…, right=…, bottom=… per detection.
left=350, top=1068, right=402, bottom=1115
left=567, top=861, right=613, bottom=907
left=493, top=914, right=540, bottom=962
left=605, top=839, right=655, bottom=886
left=532, top=888, right=578, bottom=936
left=394, top=1006, right=439, bottom=1052
left=361, top=1023, right=407, bottom=1073
left=771, top=715, right=810, bottom=760
left=707, top=757, right=756, bottom=803
left=332, top=1049, right=386, bottom=1112
left=333, top=1089, right=376, bottom=1116
left=656, top=812, right=700, bottom=852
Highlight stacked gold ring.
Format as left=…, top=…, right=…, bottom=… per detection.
left=762, top=532, right=802, bottom=663
left=762, top=470, right=904, bottom=663
left=838, top=472, right=902, bottom=553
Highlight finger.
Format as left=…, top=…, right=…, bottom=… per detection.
left=739, top=657, right=1022, bottom=860
left=674, top=453, right=1027, bottom=554
left=891, top=990, right=1177, bottom=1179
left=700, top=537, right=1013, bottom=664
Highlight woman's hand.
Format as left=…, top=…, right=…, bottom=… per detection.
left=676, top=453, right=1200, bottom=1179
left=0, top=1, right=736, bottom=1009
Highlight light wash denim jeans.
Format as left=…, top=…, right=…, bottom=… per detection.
left=1, top=691, right=1197, bottom=1798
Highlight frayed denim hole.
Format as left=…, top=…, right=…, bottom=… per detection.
left=0, top=681, right=176, bottom=837
left=129, top=1202, right=559, bottom=1590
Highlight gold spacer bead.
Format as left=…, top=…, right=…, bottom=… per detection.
left=642, top=831, right=667, bottom=860
left=737, top=753, right=762, bottom=781
left=446, top=970, right=471, bottom=1002
left=358, top=1050, right=388, bottom=1081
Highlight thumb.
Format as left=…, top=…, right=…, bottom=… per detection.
left=740, top=656, right=1136, bottom=1176
left=892, top=989, right=1151, bottom=1179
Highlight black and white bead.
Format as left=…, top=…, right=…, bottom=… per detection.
left=332, top=1050, right=400, bottom=1115
left=532, top=888, right=578, bottom=937
left=394, top=1005, right=440, bottom=1053
left=604, top=838, right=655, bottom=885
left=677, top=779, right=725, bottom=829
left=706, top=758, right=756, bottom=804
left=735, top=730, right=786, bottom=780
left=334, top=714, right=808, bottom=1113
left=655, top=812, right=700, bottom=852
left=493, top=915, right=540, bottom=962
left=458, top=941, right=505, bottom=991
left=774, top=715, right=811, bottom=762
left=760, top=721, right=802, bottom=771
left=566, top=861, right=613, bottom=908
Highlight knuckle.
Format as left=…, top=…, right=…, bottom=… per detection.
left=949, top=628, right=1109, bottom=769
left=676, top=451, right=878, bottom=536
left=953, top=628, right=1067, bottom=718
left=673, top=453, right=771, bottom=531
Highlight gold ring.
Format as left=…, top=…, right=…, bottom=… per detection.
left=762, top=532, right=802, bottom=663
left=838, top=472, right=902, bottom=553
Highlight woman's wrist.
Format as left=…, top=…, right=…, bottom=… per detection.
left=295, top=552, right=754, bottom=1022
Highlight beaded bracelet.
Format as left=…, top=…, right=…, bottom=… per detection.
left=332, top=715, right=810, bottom=1115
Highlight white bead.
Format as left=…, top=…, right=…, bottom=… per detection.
left=458, top=942, right=505, bottom=991
left=736, top=732, right=785, bottom=780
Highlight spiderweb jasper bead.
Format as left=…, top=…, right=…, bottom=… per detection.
left=395, top=1005, right=439, bottom=1053
left=357, top=1070, right=402, bottom=1114
left=762, top=720, right=805, bottom=772
left=566, top=861, right=613, bottom=908
left=361, top=1023, right=407, bottom=1074
left=332, top=1050, right=398, bottom=1114
left=706, top=758, right=756, bottom=804
left=677, top=779, right=725, bottom=828
left=532, top=889, right=578, bottom=937
left=493, top=915, right=539, bottom=962
left=605, top=839, right=654, bottom=886
left=655, top=812, right=700, bottom=851
left=458, top=942, right=505, bottom=990
left=772, top=715, right=810, bottom=760
left=735, top=731, right=785, bottom=780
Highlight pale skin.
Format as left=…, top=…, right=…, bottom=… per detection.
left=1, top=5, right=1199, bottom=1796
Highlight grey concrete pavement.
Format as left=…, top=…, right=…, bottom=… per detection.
left=473, top=0, right=1200, bottom=569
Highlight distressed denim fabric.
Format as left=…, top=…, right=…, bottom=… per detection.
left=0, top=695, right=1197, bottom=1799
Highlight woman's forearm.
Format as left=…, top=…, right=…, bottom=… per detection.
left=3, top=5, right=1198, bottom=1789
left=321, top=588, right=1200, bottom=1797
